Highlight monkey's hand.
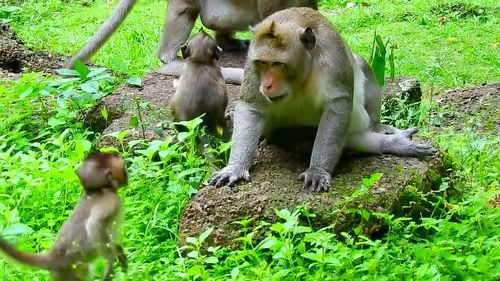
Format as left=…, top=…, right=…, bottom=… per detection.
left=209, top=165, right=250, bottom=187
left=299, top=167, right=332, bottom=192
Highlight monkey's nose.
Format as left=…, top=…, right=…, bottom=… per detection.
left=263, top=84, right=273, bottom=94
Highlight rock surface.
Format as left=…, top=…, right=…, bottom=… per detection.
left=179, top=137, right=444, bottom=245
left=434, top=83, right=499, bottom=132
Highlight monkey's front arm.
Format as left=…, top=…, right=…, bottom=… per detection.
left=299, top=94, right=352, bottom=192
left=210, top=102, right=264, bottom=187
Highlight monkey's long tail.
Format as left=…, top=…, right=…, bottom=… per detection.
left=0, top=238, right=53, bottom=269
left=66, top=0, right=138, bottom=68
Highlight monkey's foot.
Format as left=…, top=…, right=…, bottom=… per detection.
left=382, top=135, right=437, bottom=157
left=156, top=49, right=178, bottom=64
left=219, top=39, right=250, bottom=52
left=210, top=165, right=250, bottom=187
left=298, top=167, right=332, bottom=192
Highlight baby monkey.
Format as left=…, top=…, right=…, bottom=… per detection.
left=171, top=31, right=228, bottom=135
left=0, top=152, right=128, bottom=281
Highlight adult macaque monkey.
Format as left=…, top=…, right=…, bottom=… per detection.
left=171, top=31, right=228, bottom=133
left=210, top=8, right=436, bottom=192
left=0, top=153, right=128, bottom=281
left=66, top=0, right=318, bottom=68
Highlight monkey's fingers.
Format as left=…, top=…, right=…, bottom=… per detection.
left=209, top=173, right=229, bottom=187
left=299, top=171, right=331, bottom=192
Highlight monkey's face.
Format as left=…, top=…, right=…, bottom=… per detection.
left=250, top=20, right=317, bottom=103
left=254, top=60, right=290, bottom=101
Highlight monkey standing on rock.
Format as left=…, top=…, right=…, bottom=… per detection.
left=171, top=31, right=228, bottom=134
left=0, top=153, right=128, bottom=281
left=66, top=0, right=318, bottom=68
left=210, top=8, right=436, bottom=192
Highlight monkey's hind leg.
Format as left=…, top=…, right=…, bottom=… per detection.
left=215, top=31, right=250, bottom=52
left=372, top=124, right=418, bottom=138
left=157, top=0, right=199, bottom=63
left=347, top=131, right=436, bottom=157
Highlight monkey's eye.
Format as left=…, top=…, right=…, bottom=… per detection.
left=271, top=62, right=285, bottom=68
left=254, top=60, right=267, bottom=67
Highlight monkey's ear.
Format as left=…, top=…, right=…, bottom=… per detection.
left=300, top=27, right=316, bottom=50
left=214, top=46, right=223, bottom=60
left=104, top=168, right=116, bottom=188
left=248, top=25, right=256, bottom=33
left=180, top=45, right=190, bottom=59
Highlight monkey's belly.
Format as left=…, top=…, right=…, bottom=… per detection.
left=348, top=102, right=371, bottom=135
left=264, top=96, right=370, bottom=135
left=200, top=0, right=259, bottom=30
left=265, top=99, right=323, bottom=128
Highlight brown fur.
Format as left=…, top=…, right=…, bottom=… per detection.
left=0, top=153, right=128, bottom=281
left=171, top=32, right=228, bottom=133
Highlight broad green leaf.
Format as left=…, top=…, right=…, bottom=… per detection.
left=87, top=68, right=108, bottom=78
left=187, top=250, right=199, bottom=259
left=129, top=116, right=139, bottom=127
left=18, top=88, right=34, bottom=99
left=56, top=68, right=79, bottom=77
left=48, top=118, right=66, bottom=127
left=198, top=227, right=214, bottom=244
left=73, top=60, right=90, bottom=79
left=0, top=6, right=21, bottom=13
left=2, top=223, right=33, bottom=236
left=101, top=106, right=109, bottom=121
left=204, top=256, right=219, bottom=264
left=80, top=81, right=99, bottom=94
left=126, top=77, right=142, bottom=87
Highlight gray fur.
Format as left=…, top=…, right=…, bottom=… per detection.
left=67, top=0, right=318, bottom=67
left=210, top=8, right=435, bottom=192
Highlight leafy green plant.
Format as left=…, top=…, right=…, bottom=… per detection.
left=369, top=31, right=396, bottom=86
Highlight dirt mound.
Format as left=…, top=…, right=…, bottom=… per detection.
left=180, top=134, right=444, bottom=245
left=435, top=83, right=499, bottom=132
left=0, top=22, right=66, bottom=78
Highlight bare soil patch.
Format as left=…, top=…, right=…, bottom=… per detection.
left=0, top=23, right=67, bottom=79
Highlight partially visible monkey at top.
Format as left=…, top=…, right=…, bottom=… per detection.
left=66, top=0, right=318, bottom=68
left=210, top=7, right=436, bottom=192
left=0, top=152, right=128, bottom=281
left=171, top=31, right=228, bottom=134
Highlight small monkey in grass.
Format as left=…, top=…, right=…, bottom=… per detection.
left=0, top=152, right=128, bottom=281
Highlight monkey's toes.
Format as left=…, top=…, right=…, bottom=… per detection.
left=157, top=50, right=177, bottom=64
left=414, top=143, right=437, bottom=156
left=400, top=127, right=418, bottom=139
left=209, top=167, right=250, bottom=187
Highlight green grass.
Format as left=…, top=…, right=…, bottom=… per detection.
left=0, top=0, right=499, bottom=280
